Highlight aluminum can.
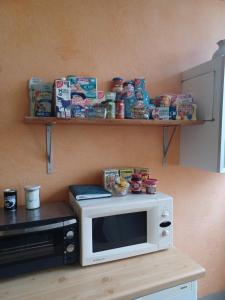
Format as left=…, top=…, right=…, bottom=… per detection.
left=4, top=189, right=17, bottom=211
left=116, top=99, right=125, bottom=119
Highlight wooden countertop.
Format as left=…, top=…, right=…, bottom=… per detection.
left=0, top=248, right=205, bottom=300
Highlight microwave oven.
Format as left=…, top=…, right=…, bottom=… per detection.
left=0, top=202, right=78, bottom=278
left=69, top=192, right=173, bottom=266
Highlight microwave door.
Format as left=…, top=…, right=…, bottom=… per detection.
left=92, top=211, right=147, bottom=253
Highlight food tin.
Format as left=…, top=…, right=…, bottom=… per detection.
left=131, top=173, right=142, bottom=194
left=4, top=189, right=17, bottom=211
left=24, top=185, right=41, bottom=210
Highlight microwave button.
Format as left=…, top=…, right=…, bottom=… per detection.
left=160, top=221, right=171, bottom=228
left=66, top=230, right=74, bottom=239
left=162, top=229, right=169, bottom=237
left=66, top=244, right=75, bottom=253
left=162, top=210, right=169, bottom=217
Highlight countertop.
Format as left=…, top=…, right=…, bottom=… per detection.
left=0, top=248, right=205, bottom=300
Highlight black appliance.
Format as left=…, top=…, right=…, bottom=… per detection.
left=0, top=202, right=78, bottom=278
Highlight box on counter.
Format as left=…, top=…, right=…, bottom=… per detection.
left=134, top=167, right=149, bottom=174
left=134, top=167, right=150, bottom=192
left=55, top=79, right=71, bottom=118
left=103, top=169, right=120, bottom=192
left=119, top=168, right=134, bottom=183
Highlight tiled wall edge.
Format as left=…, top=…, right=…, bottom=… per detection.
left=199, top=291, right=225, bottom=300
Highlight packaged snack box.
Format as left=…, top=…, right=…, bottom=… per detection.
left=134, top=167, right=150, bottom=192
left=119, top=168, right=134, bottom=184
left=55, top=79, right=71, bottom=118
left=152, top=107, right=170, bottom=120
left=69, top=77, right=97, bottom=100
left=28, top=77, right=53, bottom=117
left=103, top=169, right=120, bottom=192
left=176, top=103, right=197, bottom=120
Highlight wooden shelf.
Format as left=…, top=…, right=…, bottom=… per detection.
left=24, top=116, right=205, bottom=174
left=24, top=116, right=204, bottom=127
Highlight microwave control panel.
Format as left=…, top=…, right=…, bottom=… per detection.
left=158, top=204, right=173, bottom=249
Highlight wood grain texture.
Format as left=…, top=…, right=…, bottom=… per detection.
left=24, top=116, right=205, bottom=127
left=0, top=248, right=205, bottom=300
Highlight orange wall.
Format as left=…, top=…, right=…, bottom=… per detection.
left=0, top=0, right=225, bottom=297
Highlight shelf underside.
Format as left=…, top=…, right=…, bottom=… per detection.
left=24, top=117, right=204, bottom=127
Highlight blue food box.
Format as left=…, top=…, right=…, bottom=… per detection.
left=68, top=77, right=97, bottom=100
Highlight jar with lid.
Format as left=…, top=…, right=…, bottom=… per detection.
left=145, top=179, right=158, bottom=194
left=111, top=77, right=123, bottom=93
left=131, top=173, right=142, bottom=194
left=24, top=185, right=41, bottom=209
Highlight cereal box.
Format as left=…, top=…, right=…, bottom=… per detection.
left=152, top=107, right=170, bottom=120
left=134, top=167, right=150, bottom=192
left=28, top=77, right=53, bottom=117
left=55, top=79, right=71, bottom=118
left=119, top=168, right=134, bottom=184
left=69, top=77, right=97, bottom=100
left=176, top=103, right=197, bottom=120
left=103, top=169, right=119, bottom=192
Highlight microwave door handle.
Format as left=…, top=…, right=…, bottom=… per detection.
left=0, top=222, right=64, bottom=237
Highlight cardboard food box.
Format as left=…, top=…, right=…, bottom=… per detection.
left=119, top=168, right=134, bottom=184
left=134, top=167, right=150, bottom=192
left=55, top=79, right=71, bottom=118
left=70, top=77, right=97, bottom=100
left=28, top=77, right=53, bottom=117
left=176, top=103, right=197, bottom=120
left=103, top=169, right=120, bottom=192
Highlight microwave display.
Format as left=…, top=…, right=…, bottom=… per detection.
left=92, top=211, right=147, bottom=252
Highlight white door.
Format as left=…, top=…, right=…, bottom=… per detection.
left=180, top=56, right=225, bottom=173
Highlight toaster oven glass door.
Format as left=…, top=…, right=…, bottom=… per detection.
left=0, top=227, right=64, bottom=267
left=92, top=211, right=147, bottom=252
left=0, top=224, right=64, bottom=278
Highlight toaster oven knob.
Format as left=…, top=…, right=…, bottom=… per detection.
left=66, top=244, right=75, bottom=253
left=66, top=230, right=74, bottom=239
left=162, top=229, right=169, bottom=237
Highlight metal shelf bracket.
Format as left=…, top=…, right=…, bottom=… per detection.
left=46, top=124, right=53, bottom=174
left=163, top=126, right=177, bottom=166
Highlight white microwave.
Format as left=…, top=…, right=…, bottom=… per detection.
left=69, top=192, right=173, bottom=266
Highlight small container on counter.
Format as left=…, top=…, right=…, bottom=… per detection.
left=4, top=189, right=17, bottom=211
left=131, top=173, right=142, bottom=194
left=24, top=185, right=41, bottom=209
left=146, top=179, right=159, bottom=194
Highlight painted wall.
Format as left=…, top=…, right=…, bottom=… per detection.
left=0, top=0, right=225, bottom=297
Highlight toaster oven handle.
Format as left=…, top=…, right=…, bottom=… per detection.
left=0, top=219, right=76, bottom=237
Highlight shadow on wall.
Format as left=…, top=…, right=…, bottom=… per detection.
left=199, top=290, right=225, bottom=300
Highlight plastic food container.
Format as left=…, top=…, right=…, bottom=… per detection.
left=145, top=179, right=159, bottom=194
left=112, top=185, right=129, bottom=197
left=24, top=185, right=41, bottom=209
